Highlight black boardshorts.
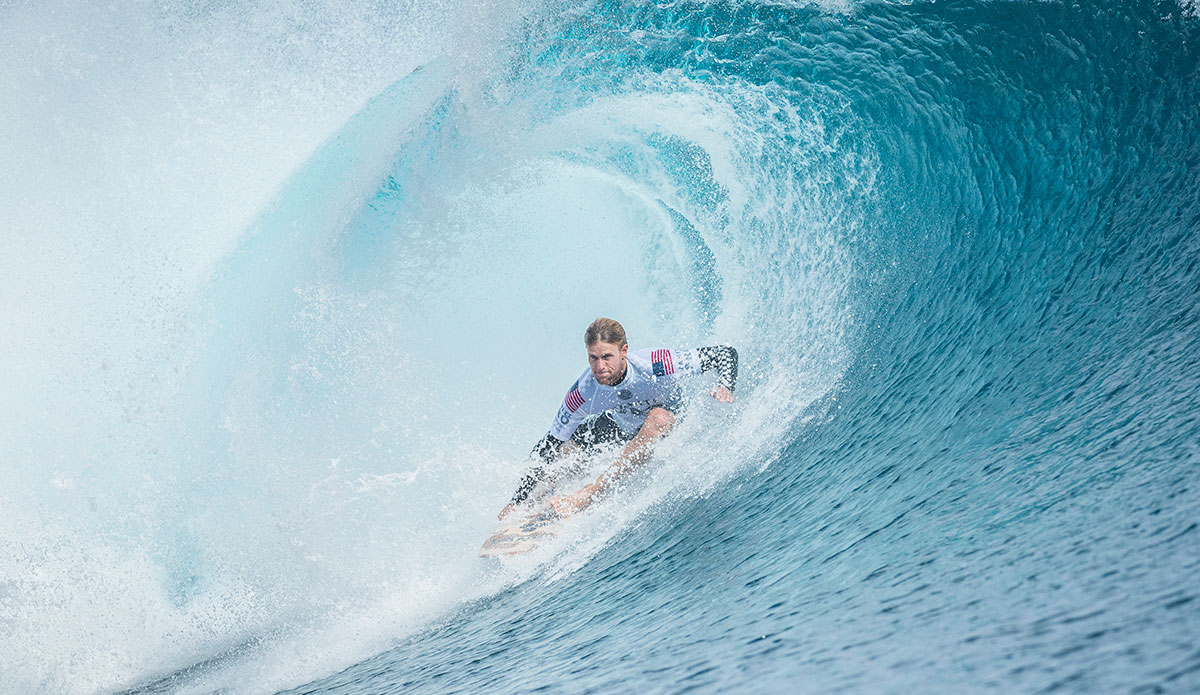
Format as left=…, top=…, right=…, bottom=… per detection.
left=569, top=411, right=636, bottom=449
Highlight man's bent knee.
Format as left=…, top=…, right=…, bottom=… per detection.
left=641, top=407, right=676, bottom=435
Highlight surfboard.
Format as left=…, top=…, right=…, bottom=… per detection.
left=479, top=507, right=562, bottom=557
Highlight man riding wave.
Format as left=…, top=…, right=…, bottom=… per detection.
left=499, top=317, right=739, bottom=520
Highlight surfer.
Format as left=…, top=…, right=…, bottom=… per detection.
left=499, top=317, right=738, bottom=520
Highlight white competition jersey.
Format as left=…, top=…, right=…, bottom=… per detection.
left=548, top=347, right=704, bottom=440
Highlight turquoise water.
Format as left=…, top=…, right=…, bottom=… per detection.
left=3, top=1, right=1198, bottom=693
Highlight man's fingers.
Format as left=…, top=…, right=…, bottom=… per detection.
left=710, top=387, right=734, bottom=403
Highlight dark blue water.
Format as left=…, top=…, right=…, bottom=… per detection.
left=5, top=0, right=1198, bottom=693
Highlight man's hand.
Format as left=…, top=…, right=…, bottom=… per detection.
left=710, top=387, right=734, bottom=403
left=498, top=503, right=515, bottom=520
left=549, top=483, right=600, bottom=517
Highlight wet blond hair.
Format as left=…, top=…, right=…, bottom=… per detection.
left=584, top=317, right=627, bottom=347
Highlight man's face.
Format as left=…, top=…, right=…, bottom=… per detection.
left=588, top=341, right=628, bottom=386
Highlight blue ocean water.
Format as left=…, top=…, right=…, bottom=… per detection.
left=2, top=0, right=1198, bottom=693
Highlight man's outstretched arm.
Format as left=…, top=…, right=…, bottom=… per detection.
left=698, top=345, right=738, bottom=402
left=549, top=407, right=675, bottom=517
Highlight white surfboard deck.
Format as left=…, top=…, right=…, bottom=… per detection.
left=479, top=507, right=563, bottom=557
left=481, top=447, right=620, bottom=558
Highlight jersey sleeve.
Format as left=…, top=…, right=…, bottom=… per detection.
left=547, top=381, right=590, bottom=441
left=697, top=345, right=738, bottom=390
left=649, top=347, right=703, bottom=378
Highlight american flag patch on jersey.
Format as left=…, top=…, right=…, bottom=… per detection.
left=651, top=349, right=675, bottom=376
left=564, top=388, right=585, bottom=412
